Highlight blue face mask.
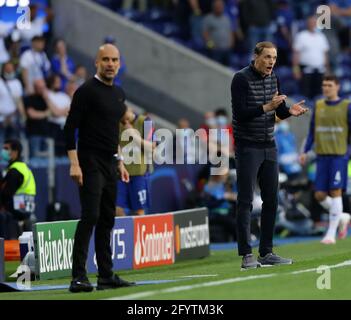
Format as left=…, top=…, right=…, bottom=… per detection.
left=216, top=116, right=228, bottom=127
left=1, top=149, right=11, bottom=162
left=278, top=122, right=290, bottom=133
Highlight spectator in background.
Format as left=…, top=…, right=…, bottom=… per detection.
left=65, top=79, right=78, bottom=99
left=329, top=0, right=351, bottom=51
left=174, top=0, right=212, bottom=45
left=122, top=0, right=148, bottom=12
left=73, top=65, right=88, bottom=88
left=174, top=117, right=197, bottom=164
left=203, top=166, right=237, bottom=242
left=215, top=108, right=235, bottom=155
left=0, top=61, right=26, bottom=147
left=18, top=3, right=54, bottom=50
left=23, top=79, right=50, bottom=158
left=275, top=0, right=294, bottom=66
left=200, top=111, right=217, bottom=135
left=202, top=0, right=234, bottom=66
left=0, top=20, right=14, bottom=65
left=292, top=15, right=330, bottom=100
left=239, top=0, right=276, bottom=59
left=46, top=74, right=71, bottom=157
left=51, top=39, right=75, bottom=91
left=20, top=35, right=51, bottom=95
left=275, top=119, right=302, bottom=179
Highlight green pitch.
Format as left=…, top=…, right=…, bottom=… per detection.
left=1, top=237, right=351, bottom=300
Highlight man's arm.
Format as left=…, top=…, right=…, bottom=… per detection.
left=64, top=88, right=85, bottom=185
left=64, top=88, right=84, bottom=151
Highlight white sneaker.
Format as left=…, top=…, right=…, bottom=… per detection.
left=320, top=237, right=336, bottom=244
left=338, top=213, right=351, bottom=239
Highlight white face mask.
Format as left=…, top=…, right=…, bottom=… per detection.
left=3, top=72, right=16, bottom=80
left=206, top=117, right=217, bottom=127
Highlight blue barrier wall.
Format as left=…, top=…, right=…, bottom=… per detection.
left=23, top=162, right=204, bottom=222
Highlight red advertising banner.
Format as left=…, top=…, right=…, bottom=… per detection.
left=133, top=214, right=174, bottom=269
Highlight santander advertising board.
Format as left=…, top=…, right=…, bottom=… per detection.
left=133, top=214, right=174, bottom=269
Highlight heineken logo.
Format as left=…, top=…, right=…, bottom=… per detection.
left=37, top=230, right=74, bottom=273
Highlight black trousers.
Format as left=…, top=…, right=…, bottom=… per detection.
left=235, top=146, right=278, bottom=256
left=72, top=151, right=118, bottom=279
left=300, top=69, right=323, bottom=100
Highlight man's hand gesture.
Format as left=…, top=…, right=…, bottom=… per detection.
left=289, top=100, right=308, bottom=117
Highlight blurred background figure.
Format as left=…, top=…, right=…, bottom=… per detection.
left=0, top=61, right=26, bottom=147
left=18, top=3, right=54, bottom=50
left=239, top=0, right=276, bottom=60
left=73, top=65, right=89, bottom=88
left=174, top=117, right=197, bottom=164
left=275, top=119, right=302, bottom=179
left=292, top=15, right=330, bottom=100
left=202, top=166, right=237, bottom=242
left=0, top=139, right=36, bottom=239
left=20, top=35, right=51, bottom=95
left=51, top=39, right=75, bottom=91
left=23, top=79, right=50, bottom=158
left=202, top=0, right=234, bottom=66
left=46, top=74, right=71, bottom=157
left=116, top=107, right=155, bottom=216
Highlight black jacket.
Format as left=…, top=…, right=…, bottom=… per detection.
left=231, top=63, right=291, bottom=148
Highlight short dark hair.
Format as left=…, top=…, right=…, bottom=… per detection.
left=4, top=139, right=22, bottom=158
left=254, top=41, right=277, bottom=55
left=323, top=74, right=340, bottom=85
left=32, top=35, right=45, bottom=42
left=215, top=108, right=228, bottom=117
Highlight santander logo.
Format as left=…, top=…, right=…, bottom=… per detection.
left=133, top=215, right=174, bottom=268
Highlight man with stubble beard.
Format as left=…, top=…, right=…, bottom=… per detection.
left=64, top=44, right=135, bottom=292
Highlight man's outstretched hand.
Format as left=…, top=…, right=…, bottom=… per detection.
left=289, top=100, right=309, bottom=116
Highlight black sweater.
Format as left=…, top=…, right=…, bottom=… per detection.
left=64, top=77, right=127, bottom=156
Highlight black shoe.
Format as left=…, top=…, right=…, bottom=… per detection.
left=69, top=277, right=94, bottom=293
left=97, top=274, right=135, bottom=290
left=258, top=253, right=293, bottom=266
left=241, top=254, right=261, bottom=270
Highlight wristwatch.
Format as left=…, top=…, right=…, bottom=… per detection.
left=114, top=154, right=124, bottom=161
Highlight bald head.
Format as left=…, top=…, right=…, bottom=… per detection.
left=95, top=44, right=121, bottom=85
left=96, top=44, right=120, bottom=60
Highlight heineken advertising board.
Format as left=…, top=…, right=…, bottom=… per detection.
left=33, top=221, right=78, bottom=280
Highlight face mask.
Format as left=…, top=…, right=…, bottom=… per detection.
left=1, top=149, right=11, bottom=162
left=206, top=117, right=216, bottom=127
left=278, top=122, right=290, bottom=133
left=216, top=116, right=228, bottom=127
left=3, top=72, right=16, bottom=80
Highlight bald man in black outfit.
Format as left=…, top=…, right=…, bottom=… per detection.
left=64, top=44, right=134, bottom=293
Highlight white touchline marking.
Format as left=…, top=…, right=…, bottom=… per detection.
left=179, top=275, right=218, bottom=278
left=106, top=260, right=351, bottom=300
